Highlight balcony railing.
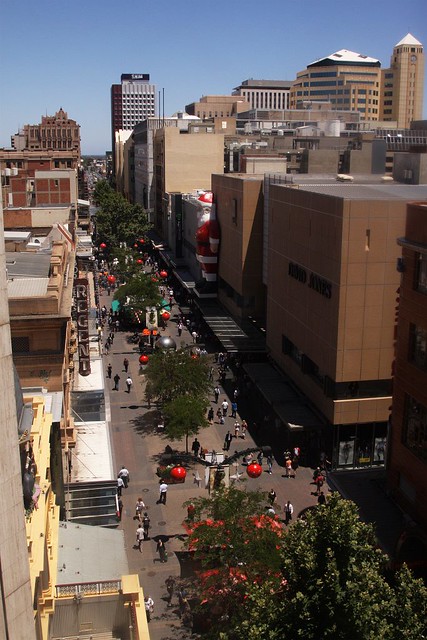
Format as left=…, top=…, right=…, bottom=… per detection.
left=55, top=580, right=121, bottom=598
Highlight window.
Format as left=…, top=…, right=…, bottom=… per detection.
left=416, top=253, right=427, bottom=294
left=410, top=324, right=427, bottom=371
left=12, top=336, right=30, bottom=353
left=403, top=395, right=427, bottom=462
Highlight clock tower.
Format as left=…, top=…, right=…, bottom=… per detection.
left=380, top=33, right=424, bottom=128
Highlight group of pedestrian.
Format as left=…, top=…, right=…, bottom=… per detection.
left=106, top=357, right=133, bottom=392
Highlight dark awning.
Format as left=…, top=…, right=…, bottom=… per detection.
left=195, top=300, right=266, bottom=354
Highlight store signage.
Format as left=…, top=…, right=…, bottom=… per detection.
left=75, top=278, right=91, bottom=376
left=288, top=262, right=332, bottom=299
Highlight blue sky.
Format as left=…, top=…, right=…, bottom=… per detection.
left=1, top=0, right=426, bottom=154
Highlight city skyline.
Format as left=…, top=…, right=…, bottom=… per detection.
left=1, top=0, right=426, bottom=154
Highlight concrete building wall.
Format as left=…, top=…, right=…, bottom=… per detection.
left=213, top=174, right=265, bottom=320
left=0, top=201, right=35, bottom=638
left=266, top=184, right=406, bottom=426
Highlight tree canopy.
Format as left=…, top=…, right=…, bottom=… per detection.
left=144, top=349, right=211, bottom=405
left=183, top=491, right=427, bottom=640
left=144, top=349, right=212, bottom=451
left=93, top=180, right=151, bottom=251
left=113, top=272, right=162, bottom=314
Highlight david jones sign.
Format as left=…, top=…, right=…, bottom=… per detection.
left=288, top=262, right=332, bottom=299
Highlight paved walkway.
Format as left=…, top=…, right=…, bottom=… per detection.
left=99, top=288, right=321, bottom=639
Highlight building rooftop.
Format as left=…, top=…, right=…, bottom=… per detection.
left=308, top=49, right=380, bottom=68
left=283, top=179, right=427, bottom=200
left=395, top=33, right=422, bottom=47
left=235, top=79, right=293, bottom=89
left=57, top=522, right=128, bottom=584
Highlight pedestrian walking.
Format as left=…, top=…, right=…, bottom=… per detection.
left=126, top=375, right=133, bottom=393
left=221, top=399, right=229, bottom=417
left=267, top=454, right=273, bottom=474
left=142, top=512, right=151, bottom=539
left=231, top=401, right=238, bottom=418
left=317, top=491, right=327, bottom=505
left=113, top=373, right=120, bottom=391
left=257, top=450, right=264, bottom=466
left=165, top=576, right=175, bottom=607
left=118, top=498, right=123, bottom=521
left=216, top=407, right=223, bottom=424
left=314, top=470, right=324, bottom=495
left=158, top=481, right=168, bottom=504
left=223, top=431, right=233, bottom=451
left=118, top=465, right=130, bottom=488
left=207, top=407, right=214, bottom=424
left=104, top=341, right=110, bottom=355
left=191, top=330, right=198, bottom=343
left=156, top=539, right=168, bottom=562
left=285, top=457, right=295, bottom=478
left=214, top=386, right=220, bottom=403
left=187, top=502, right=195, bottom=522
left=234, top=421, right=240, bottom=438
left=123, top=357, right=129, bottom=372
left=284, top=500, right=294, bottom=525
left=191, top=438, right=201, bottom=457
left=107, top=363, right=112, bottom=379
left=135, top=497, right=146, bottom=520
left=241, top=419, right=247, bottom=439
left=178, top=322, right=183, bottom=337
left=136, top=525, right=145, bottom=552
left=144, top=596, right=154, bottom=622
left=117, top=476, right=124, bottom=497
left=268, top=488, right=277, bottom=506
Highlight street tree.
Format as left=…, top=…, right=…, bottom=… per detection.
left=113, top=272, right=162, bottom=314
left=222, top=494, right=427, bottom=640
left=144, top=349, right=211, bottom=406
left=162, top=394, right=209, bottom=453
left=94, top=181, right=151, bottom=251
left=182, top=486, right=284, bottom=636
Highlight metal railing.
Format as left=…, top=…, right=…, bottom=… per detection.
left=55, top=580, right=121, bottom=598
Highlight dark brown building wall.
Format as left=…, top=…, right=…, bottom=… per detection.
left=388, top=201, right=427, bottom=529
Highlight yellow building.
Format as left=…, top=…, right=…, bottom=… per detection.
left=23, top=394, right=150, bottom=640
left=380, top=33, right=425, bottom=128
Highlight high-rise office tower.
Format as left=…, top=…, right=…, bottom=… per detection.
left=110, top=74, right=156, bottom=177
left=290, top=50, right=382, bottom=120
left=380, top=33, right=424, bottom=128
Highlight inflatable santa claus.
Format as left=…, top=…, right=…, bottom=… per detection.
left=195, top=191, right=220, bottom=289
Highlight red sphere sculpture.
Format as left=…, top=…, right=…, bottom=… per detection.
left=107, top=275, right=116, bottom=284
left=160, top=270, right=168, bottom=278
left=137, top=258, right=143, bottom=264
left=161, top=311, right=171, bottom=321
left=139, top=354, right=149, bottom=365
left=246, top=462, right=263, bottom=478
left=100, top=242, right=107, bottom=250
left=170, top=466, right=186, bottom=481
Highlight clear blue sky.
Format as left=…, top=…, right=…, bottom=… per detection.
left=1, top=0, right=426, bottom=154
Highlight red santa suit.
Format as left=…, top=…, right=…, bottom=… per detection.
left=195, top=192, right=220, bottom=282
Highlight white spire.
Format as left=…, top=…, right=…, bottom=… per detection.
left=395, top=33, right=422, bottom=47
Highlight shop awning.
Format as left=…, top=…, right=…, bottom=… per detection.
left=173, top=267, right=195, bottom=290
left=243, top=362, right=325, bottom=431
left=195, top=300, right=266, bottom=354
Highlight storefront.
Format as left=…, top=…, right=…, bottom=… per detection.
left=333, top=421, right=389, bottom=470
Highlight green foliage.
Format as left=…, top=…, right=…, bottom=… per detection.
left=162, top=394, right=208, bottom=452
left=183, top=487, right=284, bottom=638
left=113, top=272, right=162, bottom=312
left=144, top=349, right=211, bottom=405
left=144, top=349, right=212, bottom=451
left=190, top=492, right=427, bottom=640
left=93, top=180, right=151, bottom=251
